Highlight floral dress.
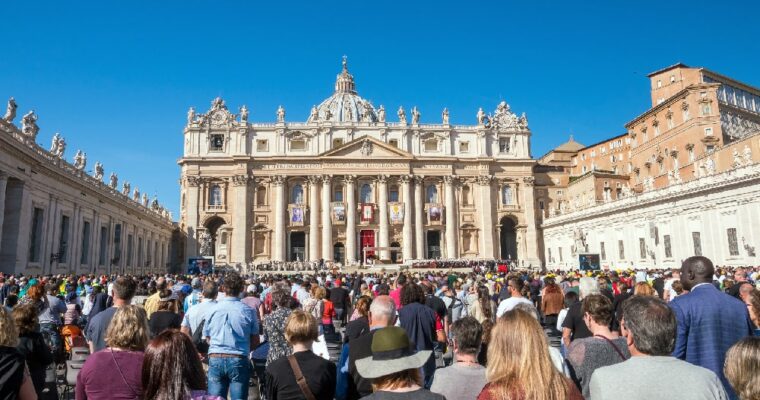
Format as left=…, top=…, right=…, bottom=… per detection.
left=263, top=307, right=292, bottom=366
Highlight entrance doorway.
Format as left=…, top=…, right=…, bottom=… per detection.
left=390, top=241, right=401, bottom=263
left=203, top=216, right=226, bottom=260
left=333, top=242, right=345, bottom=264
left=426, top=231, right=441, bottom=259
left=290, top=232, right=305, bottom=261
left=360, top=230, right=375, bottom=262
left=499, top=217, right=518, bottom=260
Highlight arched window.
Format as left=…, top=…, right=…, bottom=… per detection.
left=426, top=185, right=438, bottom=203
left=360, top=184, right=373, bottom=203
left=389, top=185, right=399, bottom=202
left=210, top=184, right=223, bottom=206
left=462, top=185, right=471, bottom=206
left=291, top=184, right=304, bottom=204
left=256, top=186, right=267, bottom=206
left=502, top=185, right=512, bottom=205
left=333, top=185, right=343, bottom=202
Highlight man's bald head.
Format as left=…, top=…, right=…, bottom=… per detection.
left=680, top=256, right=714, bottom=291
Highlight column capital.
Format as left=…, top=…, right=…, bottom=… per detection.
left=398, top=174, right=411, bottom=184
left=477, top=175, right=493, bottom=186
left=321, top=174, right=333, bottom=184
left=522, top=176, right=535, bottom=187
left=307, top=175, right=321, bottom=185
left=231, top=174, right=250, bottom=187
left=413, top=175, right=425, bottom=184
left=185, top=176, right=201, bottom=187
left=443, top=175, right=458, bottom=185
left=343, top=175, right=356, bottom=185
left=271, top=175, right=286, bottom=186
left=377, top=174, right=388, bottom=184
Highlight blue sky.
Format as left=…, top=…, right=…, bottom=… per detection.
left=2, top=1, right=759, bottom=217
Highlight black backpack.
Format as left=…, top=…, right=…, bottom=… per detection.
left=191, top=319, right=209, bottom=354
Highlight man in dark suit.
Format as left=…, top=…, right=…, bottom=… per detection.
left=347, top=295, right=396, bottom=400
left=670, top=256, right=754, bottom=400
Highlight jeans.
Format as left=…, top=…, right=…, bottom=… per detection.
left=208, top=356, right=251, bottom=400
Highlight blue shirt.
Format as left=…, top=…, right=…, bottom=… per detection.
left=184, top=289, right=202, bottom=313
left=181, top=299, right=218, bottom=334
left=202, top=297, right=258, bottom=356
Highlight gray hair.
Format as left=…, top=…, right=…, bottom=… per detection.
left=369, top=295, right=396, bottom=322
left=513, top=303, right=540, bottom=320
left=578, top=277, right=600, bottom=299
left=621, top=295, right=676, bottom=356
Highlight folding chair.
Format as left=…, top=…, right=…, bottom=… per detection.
left=59, top=360, right=86, bottom=400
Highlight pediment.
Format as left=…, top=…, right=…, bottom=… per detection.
left=320, top=136, right=413, bottom=159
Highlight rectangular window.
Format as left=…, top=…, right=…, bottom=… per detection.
left=147, top=240, right=152, bottom=264
left=127, top=234, right=134, bottom=266
left=332, top=138, right=344, bottom=148
left=58, top=215, right=70, bottom=263
left=209, top=134, right=224, bottom=151
left=664, top=235, right=672, bottom=258
left=618, top=240, right=625, bottom=260
left=459, top=141, right=470, bottom=153
left=639, top=238, right=646, bottom=259
left=692, top=232, right=702, bottom=256
left=28, top=207, right=44, bottom=262
left=113, top=224, right=122, bottom=266
left=99, top=226, right=108, bottom=266
left=499, top=138, right=510, bottom=153
left=704, top=127, right=713, bottom=136
left=333, top=188, right=343, bottom=202
left=80, top=221, right=91, bottom=265
left=600, top=242, right=606, bottom=260
left=138, top=237, right=143, bottom=267
left=727, top=228, right=740, bottom=256
left=558, top=247, right=563, bottom=262
left=256, top=139, right=268, bottom=152
left=548, top=248, right=552, bottom=262
left=389, top=139, right=399, bottom=148
left=290, top=139, right=306, bottom=151
left=424, top=139, right=438, bottom=152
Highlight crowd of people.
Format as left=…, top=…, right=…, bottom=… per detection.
left=0, top=255, right=759, bottom=399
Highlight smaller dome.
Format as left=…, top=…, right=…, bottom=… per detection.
left=309, top=57, right=378, bottom=124
left=554, top=135, right=585, bottom=152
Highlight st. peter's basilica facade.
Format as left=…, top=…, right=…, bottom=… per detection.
left=179, top=58, right=541, bottom=267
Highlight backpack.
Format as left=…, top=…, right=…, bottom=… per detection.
left=191, top=319, right=209, bottom=354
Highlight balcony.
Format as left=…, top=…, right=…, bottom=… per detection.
left=206, top=204, right=225, bottom=212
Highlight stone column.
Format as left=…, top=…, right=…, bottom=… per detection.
left=345, top=175, right=357, bottom=264
left=0, top=172, right=8, bottom=249
left=308, top=175, right=321, bottom=261
left=231, top=174, right=250, bottom=264
left=400, top=175, right=413, bottom=262
left=478, top=175, right=495, bottom=258
left=184, top=176, right=201, bottom=257
left=321, top=175, right=333, bottom=260
left=377, top=175, right=390, bottom=260
left=414, top=176, right=425, bottom=259
left=272, top=176, right=286, bottom=261
left=521, top=176, right=541, bottom=267
left=444, top=176, right=459, bottom=258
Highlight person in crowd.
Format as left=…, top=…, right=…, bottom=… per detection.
left=633, top=281, right=655, bottom=296
left=355, top=326, right=445, bottom=400
left=557, top=290, right=579, bottom=335
left=180, top=280, right=219, bottom=339
left=727, top=269, right=750, bottom=299
left=724, top=336, right=760, bottom=400
left=202, top=273, right=259, bottom=400
left=242, top=283, right=264, bottom=324
left=470, top=284, right=496, bottom=324
left=589, top=295, right=727, bottom=400
left=321, top=287, right=337, bottom=336
left=389, top=274, right=406, bottom=309
left=440, top=284, right=464, bottom=326
left=513, top=302, right=569, bottom=376
left=430, top=316, right=487, bottom=399
left=13, top=304, right=54, bottom=398
left=610, top=281, right=630, bottom=333
left=344, top=295, right=371, bottom=343
left=671, top=256, right=754, bottom=399
left=347, top=295, right=396, bottom=400
left=76, top=305, right=149, bottom=400
left=265, top=310, right=336, bottom=400
left=64, top=291, right=82, bottom=326
left=301, top=285, right=324, bottom=327
left=330, top=280, right=351, bottom=324
left=183, top=277, right=203, bottom=313
left=542, top=278, right=564, bottom=336
left=478, top=319, right=494, bottom=366
left=0, top=306, right=38, bottom=400
left=562, top=277, right=599, bottom=348
left=496, top=278, right=533, bottom=317
left=142, top=330, right=222, bottom=400
left=143, top=277, right=166, bottom=318
left=567, top=294, right=630, bottom=398
left=263, top=288, right=293, bottom=366
left=85, top=277, right=137, bottom=353
left=743, top=289, right=760, bottom=335
left=148, top=289, right=182, bottom=338
left=84, top=285, right=105, bottom=321
left=398, top=283, right=438, bottom=389
left=478, top=308, right=582, bottom=400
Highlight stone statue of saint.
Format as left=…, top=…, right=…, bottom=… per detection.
left=667, top=170, right=675, bottom=185
left=142, top=193, right=149, bottom=207
left=309, top=105, right=318, bottom=122
left=743, top=145, right=752, bottom=166
left=50, top=133, right=61, bottom=154
left=55, top=137, right=66, bottom=159
left=198, top=231, right=212, bottom=256
left=93, top=161, right=104, bottom=181
left=397, top=106, right=406, bottom=124
left=187, top=107, right=195, bottom=125
left=239, top=105, right=249, bottom=123
left=276, top=105, right=285, bottom=122
left=122, top=181, right=131, bottom=196
left=378, top=105, right=386, bottom=123
left=477, top=107, right=486, bottom=124
left=733, top=148, right=742, bottom=168
left=442, top=108, right=449, bottom=125
left=73, top=150, right=86, bottom=170
left=411, top=106, right=420, bottom=124
left=151, top=196, right=159, bottom=210
left=3, top=97, right=17, bottom=122
left=705, top=157, right=716, bottom=175
left=21, top=110, right=39, bottom=140
left=109, top=173, right=118, bottom=189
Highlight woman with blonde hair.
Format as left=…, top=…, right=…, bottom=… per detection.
left=633, top=281, right=655, bottom=297
left=724, top=336, right=760, bottom=400
left=0, top=307, right=37, bottom=400
left=478, top=309, right=583, bottom=400
left=76, top=305, right=149, bottom=400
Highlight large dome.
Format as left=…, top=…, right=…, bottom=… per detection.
left=308, top=57, right=378, bottom=123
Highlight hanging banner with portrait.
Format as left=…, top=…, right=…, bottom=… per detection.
left=360, top=203, right=374, bottom=223
left=389, top=202, right=405, bottom=224
left=428, top=204, right=443, bottom=224
left=289, top=205, right=304, bottom=226
left=332, top=202, right=346, bottom=224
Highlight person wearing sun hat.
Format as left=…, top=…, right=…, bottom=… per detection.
left=356, top=326, right=445, bottom=400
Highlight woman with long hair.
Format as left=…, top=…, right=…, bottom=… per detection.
left=470, top=285, right=495, bottom=324
left=541, top=279, right=564, bottom=336
left=76, top=305, right=149, bottom=400
left=633, top=282, right=655, bottom=297
left=142, top=330, right=223, bottom=400
left=0, top=307, right=37, bottom=400
left=478, top=309, right=583, bottom=400
left=724, top=336, right=760, bottom=400
left=13, top=304, right=54, bottom=397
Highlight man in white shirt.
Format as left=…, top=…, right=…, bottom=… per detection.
left=496, top=278, right=533, bottom=318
